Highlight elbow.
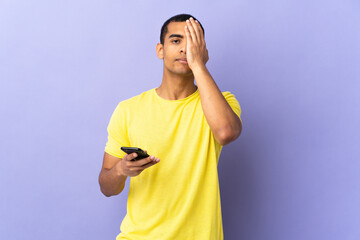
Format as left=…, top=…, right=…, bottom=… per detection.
left=102, top=192, right=112, bottom=198
left=217, top=132, right=235, bottom=146
left=99, top=185, right=123, bottom=197
left=103, top=192, right=116, bottom=198
left=99, top=180, right=112, bottom=197
left=100, top=186, right=113, bottom=197
left=218, top=121, right=242, bottom=146
left=98, top=175, right=124, bottom=197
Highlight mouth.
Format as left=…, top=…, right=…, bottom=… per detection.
left=176, top=58, right=188, bottom=64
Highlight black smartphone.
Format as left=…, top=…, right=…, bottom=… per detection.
left=121, top=147, right=150, bottom=161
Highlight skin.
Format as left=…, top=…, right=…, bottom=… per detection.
left=99, top=150, right=160, bottom=197
left=156, top=18, right=241, bottom=144
left=99, top=17, right=242, bottom=197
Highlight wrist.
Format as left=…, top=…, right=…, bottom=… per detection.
left=191, top=61, right=206, bottom=69
left=191, top=64, right=208, bottom=76
left=114, top=164, right=126, bottom=177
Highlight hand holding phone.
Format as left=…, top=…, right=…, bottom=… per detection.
left=121, top=147, right=150, bottom=161
left=119, top=146, right=160, bottom=177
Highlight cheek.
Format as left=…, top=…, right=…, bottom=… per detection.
left=163, top=49, right=175, bottom=61
left=162, top=52, right=172, bottom=65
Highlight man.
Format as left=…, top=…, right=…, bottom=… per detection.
left=99, top=14, right=242, bottom=240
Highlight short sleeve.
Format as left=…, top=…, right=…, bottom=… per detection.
left=222, top=91, right=242, bottom=122
left=104, top=102, right=130, bottom=159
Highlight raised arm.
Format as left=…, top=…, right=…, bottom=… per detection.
left=184, top=17, right=242, bottom=145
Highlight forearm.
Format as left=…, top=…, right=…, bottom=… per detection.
left=193, top=65, right=241, bottom=143
left=99, top=166, right=128, bottom=197
left=184, top=17, right=241, bottom=144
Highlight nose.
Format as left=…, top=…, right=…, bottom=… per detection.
left=180, top=41, right=186, bottom=54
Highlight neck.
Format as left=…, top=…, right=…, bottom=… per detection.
left=156, top=69, right=198, bottom=100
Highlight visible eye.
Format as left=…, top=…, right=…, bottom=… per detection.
left=172, top=39, right=180, bottom=44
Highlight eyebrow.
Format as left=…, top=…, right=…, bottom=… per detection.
left=168, top=34, right=184, bottom=39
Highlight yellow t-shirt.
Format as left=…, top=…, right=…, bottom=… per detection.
left=105, top=87, right=241, bottom=240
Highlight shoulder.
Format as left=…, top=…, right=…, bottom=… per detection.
left=115, top=88, right=154, bottom=109
left=221, top=90, right=242, bottom=118
left=221, top=91, right=238, bottom=101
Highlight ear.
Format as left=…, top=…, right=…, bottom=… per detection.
left=156, top=43, right=164, bottom=59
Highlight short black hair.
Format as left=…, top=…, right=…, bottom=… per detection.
left=160, top=14, right=205, bottom=45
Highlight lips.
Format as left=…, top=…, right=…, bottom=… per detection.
left=176, top=58, right=188, bottom=64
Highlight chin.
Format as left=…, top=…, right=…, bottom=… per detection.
left=164, top=64, right=193, bottom=76
left=167, top=69, right=193, bottom=76
left=177, top=66, right=193, bottom=74
left=177, top=70, right=193, bottom=76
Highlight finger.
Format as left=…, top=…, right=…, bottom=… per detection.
left=142, top=160, right=159, bottom=169
left=184, top=25, right=192, bottom=47
left=186, top=19, right=197, bottom=43
left=130, top=159, right=160, bottom=172
left=131, top=155, right=158, bottom=167
left=190, top=18, right=201, bottom=44
left=124, top=152, right=138, bottom=161
left=142, top=159, right=160, bottom=169
left=195, top=20, right=204, bottom=43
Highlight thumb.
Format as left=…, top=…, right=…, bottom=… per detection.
left=125, top=152, right=138, bottom=161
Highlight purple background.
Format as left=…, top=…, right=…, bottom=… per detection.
left=1, top=1, right=359, bottom=239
